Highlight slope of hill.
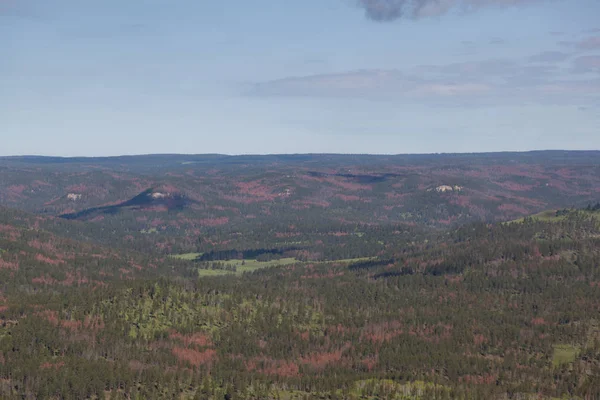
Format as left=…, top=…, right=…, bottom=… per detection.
left=0, top=206, right=197, bottom=290
left=1, top=206, right=599, bottom=399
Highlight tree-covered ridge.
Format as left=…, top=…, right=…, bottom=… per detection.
left=0, top=207, right=599, bottom=399
left=0, top=152, right=599, bottom=257
left=0, top=206, right=198, bottom=289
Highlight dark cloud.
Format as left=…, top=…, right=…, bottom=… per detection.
left=360, top=0, right=406, bottom=21
left=357, top=0, right=542, bottom=22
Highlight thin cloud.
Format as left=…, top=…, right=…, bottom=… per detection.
left=0, top=0, right=40, bottom=19
left=249, top=70, right=415, bottom=97
left=411, top=83, right=490, bottom=96
left=576, top=36, right=600, bottom=50
left=560, top=36, right=600, bottom=50
left=417, top=59, right=520, bottom=78
left=537, top=79, right=600, bottom=95
left=248, top=54, right=598, bottom=107
left=528, top=51, right=571, bottom=63
left=572, top=55, right=600, bottom=73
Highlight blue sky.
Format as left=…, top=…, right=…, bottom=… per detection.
left=1, top=0, right=599, bottom=155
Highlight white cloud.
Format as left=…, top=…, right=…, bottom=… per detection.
left=249, top=52, right=599, bottom=107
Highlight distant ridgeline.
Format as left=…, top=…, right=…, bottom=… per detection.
left=0, top=151, right=599, bottom=257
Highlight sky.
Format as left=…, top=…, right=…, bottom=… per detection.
left=1, top=0, right=599, bottom=156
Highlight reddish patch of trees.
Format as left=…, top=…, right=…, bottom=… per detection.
left=531, top=317, right=548, bottom=326
left=158, top=184, right=180, bottom=194
left=0, top=224, right=21, bottom=241
left=66, top=184, right=88, bottom=192
left=245, top=357, right=300, bottom=377
left=336, top=194, right=360, bottom=202
left=494, top=181, right=537, bottom=192
left=129, top=262, right=144, bottom=271
left=233, top=181, right=278, bottom=201
left=361, top=354, right=378, bottom=371
left=34, top=254, right=65, bottom=265
left=275, top=232, right=301, bottom=238
left=361, top=321, right=404, bottom=344
left=199, top=217, right=229, bottom=227
left=449, top=195, right=471, bottom=207
left=473, top=334, right=487, bottom=346
left=293, top=199, right=331, bottom=209
left=172, top=347, right=217, bottom=367
left=32, top=275, right=57, bottom=285
left=32, top=180, right=51, bottom=187
left=28, top=239, right=58, bottom=253
left=407, top=323, right=453, bottom=343
left=459, top=373, right=498, bottom=385
left=169, top=330, right=212, bottom=348
left=498, top=204, right=530, bottom=215
left=149, top=218, right=164, bottom=227
left=37, top=310, right=104, bottom=332
left=300, top=343, right=350, bottom=369
left=6, top=185, right=27, bottom=199
left=40, top=361, right=65, bottom=370
left=437, top=217, right=458, bottom=225
left=330, top=232, right=349, bottom=237
left=0, top=259, right=18, bottom=271
left=385, top=192, right=407, bottom=200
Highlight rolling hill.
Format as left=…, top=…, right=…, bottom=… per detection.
left=0, top=205, right=599, bottom=398
left=0, top=152, right=599, bottom=256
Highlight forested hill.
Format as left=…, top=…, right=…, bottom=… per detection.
left=0, top=206, right=197, bottom=288
left=1, top=205, right=599, bottom=399
left=0, top=152, right=599, bottom=398
left=0, top=151, right=599, bottom=238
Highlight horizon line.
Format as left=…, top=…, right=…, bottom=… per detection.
left=2, top=149, right=600, bottom=159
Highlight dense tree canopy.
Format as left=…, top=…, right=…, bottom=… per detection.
left=0, top=154, right=599, bottom=399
